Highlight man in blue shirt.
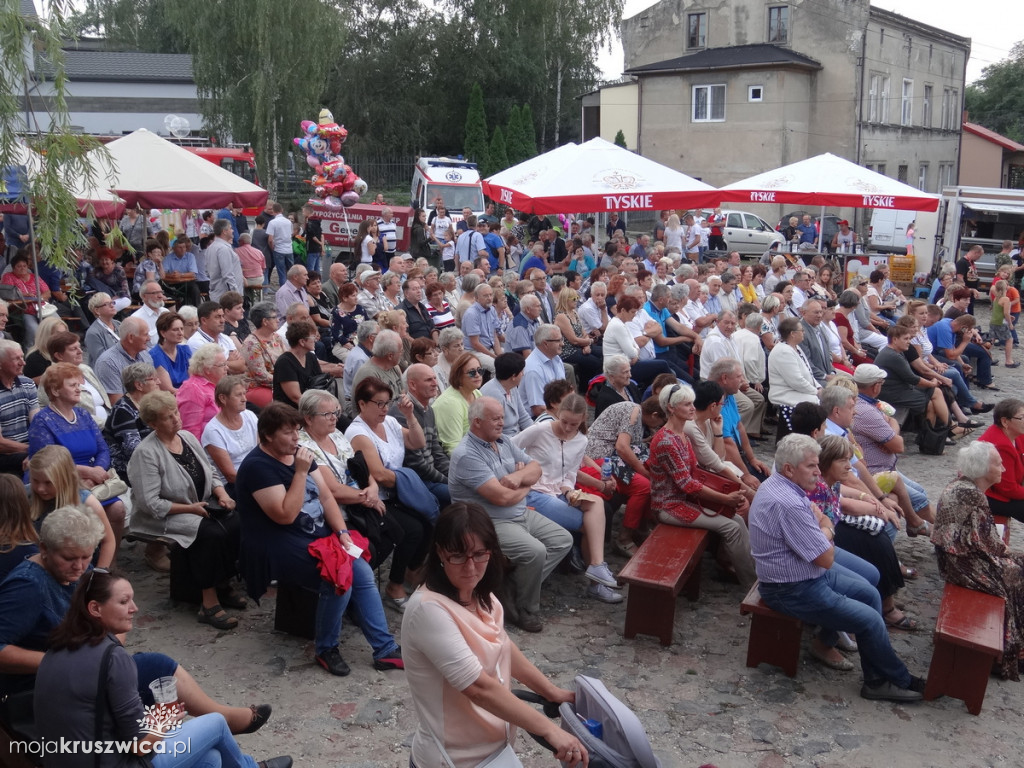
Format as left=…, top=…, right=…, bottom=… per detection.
left=162, top=236, right=201, bottom=307
left=483, top=221, right=506, bottom=271
left=927, top=312, right=994, bottom=391
left=519, top=243, right=547, bottom=278
left=797, top=214, right=817, bottom=245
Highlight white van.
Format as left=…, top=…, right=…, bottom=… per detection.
left=868, top=209, right=917, bottom=254
left=410, top=157, right=485, bottom=222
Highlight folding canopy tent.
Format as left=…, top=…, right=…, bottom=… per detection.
left=482, top=137, right=720, bottom=214
left=0, top=142, right=125, bottom=219
left=86, top=128, right=268, bottom=210
left=717, top=152, right=940, bottom=251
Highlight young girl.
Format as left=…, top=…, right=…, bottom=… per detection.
left=28, top=445, right=118, bottom=569
left=991, top=279, right=1017, bottom=367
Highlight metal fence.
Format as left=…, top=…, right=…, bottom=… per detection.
left=277, top=154, right=415, bottom=200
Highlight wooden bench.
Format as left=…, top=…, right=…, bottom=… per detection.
left=924, top=582, right=1005, bottom=715
left=617, top=524, right=709, bottom=646
left=124, top=531, right=201, bottom=605
left=740, top=582, right=804, bottom=677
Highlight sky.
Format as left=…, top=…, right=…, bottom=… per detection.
left=601, top=0, right=1019, bottom=84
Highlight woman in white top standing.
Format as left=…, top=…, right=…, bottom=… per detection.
left=663, top=213, right=684, bottom=252
left=202, top=375, right=259, bottom=498
left=357, top=218, right=379, bottom=266
left=431, top=204, right=455, bottom=270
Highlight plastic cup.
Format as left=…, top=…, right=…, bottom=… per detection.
left=148, top=676, right=178, bottom=705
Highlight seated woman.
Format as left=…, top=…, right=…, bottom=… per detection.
left=554, top=288, right=602, bottom=390
left=27, top=362, right=125, bottom=543
left=127, top=391, right=244, bottom=630
left=46, top=330, right=111, bottom=428
left=345, top=378, right=431, bottom=612
left=432, top=352, right=483, bottom=454
left=85, top=251, right=129, bottom=300
left=330, top=282, right=369, bottom=361
left=24, top=315, right=67, bottom=383
left=176, top=343, right=228, bottom=440
left=241, top=301, right=285, bottom=408
left=593, top=354, right=640, bottom=418
left=767, top=316, right=821, bottom=438
left=0, top=474, right=37, bottom=583
left=513, top=395, right=622, bottom=604
left=202, top=375, right=259, bottom=499
left=273, top=320, right=322, bottom=407
left=977, top=398, right=1024, bottom=523
left=602, top=295, right=673, bottom=394
left=35, top=568, right=287, bottom=766
left=646, top=383, right=756, bottom=587
left=934, top=441, right=1024, bottom=680
left=2, top=251, right=50, bottom=347
left=103, top=362, right=159, bottom=479
left=28, top=445, right=118, bottom=570
left=434, top=326, right=464, bottom=392
left=402, top=503, right=586, bottom=768
left=409, top=336, right=440, bottom=369
left=235, top=403, right=403, bottom=677
left=874, top=323, right=950, bottom=440
left=150, top=311, right=193, bottom=393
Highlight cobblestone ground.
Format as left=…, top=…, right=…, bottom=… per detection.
left=120, top=305, right=1024, bottom=768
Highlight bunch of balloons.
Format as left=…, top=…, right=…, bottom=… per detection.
left=294, top=108, right=368, bottom=208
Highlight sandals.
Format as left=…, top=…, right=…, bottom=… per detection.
left=613, top=539, right=637, bottom=557
left=958, top=419, right=983, bottom=429
left=198, top=604, right=238, bottom=630
left=900, top=564, right=919, bottom=579
left=906, top=520, right=932, bottom=538
left=884, top=609, right=920, bottom=631
left=241, top=704, right=272, bottom=735
left=1006, top=362, right=1021, bottom=368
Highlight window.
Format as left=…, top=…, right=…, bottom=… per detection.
left=947, top=88, right=960, bottom=131
left=918, top=163, right=928, bottom=191
left=901, top=79, right=913, bottom=126
left=727, top=213, right=744, bottom=228
left=938, top=162, right=954, bottom=189
left=767, top=6, right=789, bottom=43
left=864, top=164, right=874, bottom=173
left=897, top=164, right=908, bottom=184
left=692, top=84, right=726, bottom=122
left=687, top=12, right=707, bottom=49
left=876, top=164, right=886, bottom=176
left=941, top=87, right=951, bottom=129
left=922, top=85, right=932, bottom=128
left=748, top=85, right=764, bottom=102
left=869, top=74, right=890, bottom=123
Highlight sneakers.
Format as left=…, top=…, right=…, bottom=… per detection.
left=585, top=562, right=620, bottom=589
left=315, top=647, right=351, bottom=677
left=587, top=583, right=624, bottom=604
left=373, top=647, right=404, bottom=671
left=860, top=680, right=923, bottom=703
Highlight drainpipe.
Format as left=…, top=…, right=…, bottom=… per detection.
left=854, top=27, right=867, bottom=234
left=636, top=76, right=643, bottom=155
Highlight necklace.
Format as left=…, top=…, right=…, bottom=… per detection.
left=50, top=404, right=77, bottom=424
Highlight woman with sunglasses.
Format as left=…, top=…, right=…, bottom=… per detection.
left=432, top=352, right=484, bottom=455
left=402, top=503, right=587, bottom=768
left=35, top=566, right=289, bottom=768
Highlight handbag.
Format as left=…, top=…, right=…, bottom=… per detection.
left=915, top=418, right=947, bottom=456
left=90, top=469, right=129, bottom=502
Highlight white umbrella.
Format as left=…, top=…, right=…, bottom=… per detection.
left=482, top=137, right=719, bottom=214
left=87, top=128, right=268, bottom=210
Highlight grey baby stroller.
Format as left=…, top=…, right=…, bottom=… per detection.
left=515, top=674, right=661, bottom=768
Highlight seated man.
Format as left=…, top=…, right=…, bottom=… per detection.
left=749, top=434, right=925, bottom=703
left=389, top=363, right=449, bottom=506
left=0, top=340, right=38, bottom=475
left=926, top=309, right=994, bottom=391
left=448, top=397, right=573, bottom=632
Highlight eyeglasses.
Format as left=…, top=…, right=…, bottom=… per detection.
left=464, top=368, right=483, bottom=377
left=99, top=301, right=116, bottom=308
left=445, top=551, right=491, bottom=566
left=316, top=410, right=341, bottom=419
left=144, top=376, right=160, bottom=383
left=1010, top=416, right=1024, bottom=422
left=369, top=398, right=391, bottom=409
left=144, top=291, right=165, bottom=297
left=85, top=566, right=110, bottom=592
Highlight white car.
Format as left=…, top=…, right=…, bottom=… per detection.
left=705, top=209, right=784, bottom=257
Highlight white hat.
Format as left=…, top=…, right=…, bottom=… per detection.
left=853, top=364, right=887, bottom=384
left=358, top=270, right=382, bottom=284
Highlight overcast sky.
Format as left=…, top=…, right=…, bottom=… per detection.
left=601, top=0, right=1019, bottom=84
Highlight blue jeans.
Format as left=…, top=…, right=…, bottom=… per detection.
left=964, top=341, right=992, bottom=385
left=314, top=556, right=400, bottom=659
left=945, top=365, right=977, bottom=410
left=630, top=359, right=675, bottom=394
left=758, top=569, right=911, bottom=688
left=306, top=251, right=321, bottom=274
left=272, top=251, right=293, bottom=287
left=833, top=549, right=879, bottom=587
left=899, top=473, right=930, bottom=514
left=527, top=491, right=583, bottom=531
left=424, top=481, right=450, bottom=508
left=152, top=713, right=257, bottom=768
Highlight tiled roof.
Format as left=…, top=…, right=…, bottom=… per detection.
left=43, top=50, right=194, bottom=83
left=963, top=121, right=1024, bottom=152
left=627, top=44, right=822, bottom=74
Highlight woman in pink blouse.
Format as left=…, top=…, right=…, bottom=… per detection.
left=2, top=251, right=50, bottom=347
left=176, top=343, right=227, bottom=440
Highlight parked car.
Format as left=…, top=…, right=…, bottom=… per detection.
left=776, top=211, right=842, bottom=252
left=703, top=209, right=784, bottom=257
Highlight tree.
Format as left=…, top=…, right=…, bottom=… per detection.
left=613, top=129, right=627, bottom=148
left=488, top=126, right=509, bottom=175
left=68, top=0, right=188, bottom=53
left=521, top=103, right=538, bottom=158
left=505, top=105, right=526, bottom=165
left=3, top=1, right=107, bottom=276
left=965, top=41, right=1024, bottom=143
left=166, top=0, right=344, bottom=198
left=464, top=82, right=490, bottom=170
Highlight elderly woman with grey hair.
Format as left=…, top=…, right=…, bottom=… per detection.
left=103, top=361, right=160, bottom=478
left=176, top=343, right=228, bottom=440
left=434, top=325, right=464, bottom=392
left=84, top=291, right=122, bottom=365
left=241, top=300, right=285, bottom=407
left=933, top=440, right=1024, bottom=680
left=594, top=353, right=640, bottom=418
left=177, top=303, right=200, bottom=341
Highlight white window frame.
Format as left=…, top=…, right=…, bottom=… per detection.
left=941, top=87, right=951, bottom=130
left=922, top=84, right=932, bottom=128
left=948, top=88, right=960, bottom=131
left=687, top=12, right=707, bottom=49
left=901, top=79, right=913, bottom=127
left=918, top=163, right=928, bottom=191
left=767, top=6, right=789, bottom=44
left=869, top=74, right=889, bottom=124
left=692, top=84, right=726, bottom=122
left=748, top=85, right=764, bottom=102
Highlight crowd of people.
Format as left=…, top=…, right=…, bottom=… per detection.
left=2, top=201, right=1024, bottom=766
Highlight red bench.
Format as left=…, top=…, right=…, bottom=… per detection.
left=617, top=524, right=709, bottom=646
left=740, top=582, right=804, bottom=677
left=924, top=582, right=1005, bottom=715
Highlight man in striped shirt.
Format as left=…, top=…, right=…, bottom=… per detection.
left=748, top=434, right=924, bottom=703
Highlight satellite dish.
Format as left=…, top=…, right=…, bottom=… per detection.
left=163, top=114, right=191, bottom=139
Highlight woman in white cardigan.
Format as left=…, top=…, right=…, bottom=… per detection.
left=767, top=316, right=821, bottom=439
left=127, top=390, right=243, bottom=630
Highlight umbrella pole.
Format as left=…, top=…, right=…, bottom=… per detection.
left=27, top=209, right=42, bottom=313
left=817, top=204, right=824, bottom=254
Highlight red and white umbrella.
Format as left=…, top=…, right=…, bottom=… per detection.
left=87, top=128, right=268, bottom=210
left=718, top=152, right=940, bottom=212
left=0, top=142, right=125, bottom=219
left=482, top=137, right=720, bottom=214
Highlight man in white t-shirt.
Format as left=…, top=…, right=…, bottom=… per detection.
left=130, top=281, right=169, bottom=348
left=264, top=202, right=294, bottom=287
left=377, top=207, right=398, bottom=264
left=187, top=300, right=245, bottom=374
